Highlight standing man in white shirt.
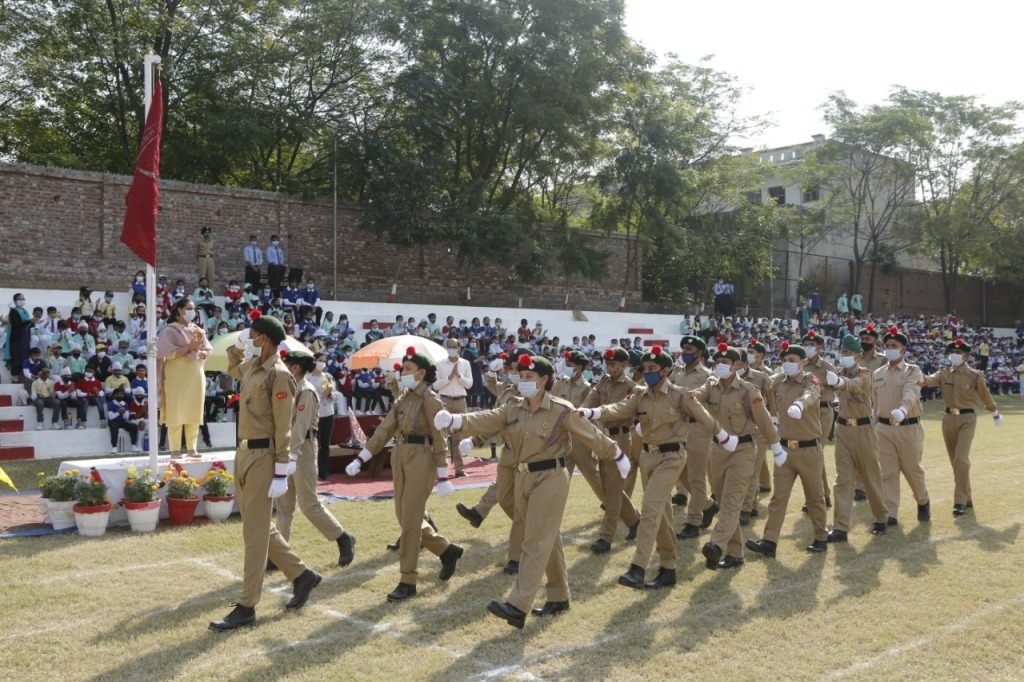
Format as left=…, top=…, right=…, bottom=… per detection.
left=434, top=336, right=474, bottom=477
left=244, top=234, right=264, bottom=291
left=266, top=235, right=286, bottom=293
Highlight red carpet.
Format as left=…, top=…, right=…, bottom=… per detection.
left=317, top=456, right=497, bottom=500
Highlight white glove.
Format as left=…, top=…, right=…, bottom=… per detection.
left=436, top=467, right=454, bottom=496
left=614, top=450, right=631, bottom=479
left=579, top=407, right=602, bottom=420
left=771, top=442, right=788, bottom=467
left=235, top=329, right=250, bottom=349
left=345, top=448, right=372, bottom=476
left=993, top=412, right=1003, bottom=426
left=458, top=437, right=474, bottom=457
left=286, top=458, right=297, bottom=476
left=891, top=407, right=907, bottom=422
left=268, top=464, right=289, bottom=498
left=787, top=403, right=803, bottom=419
left=635, top=422, right=643, bottom=437
left=825, top=370, right=839, bottom=387
left=433, top=410, right=461, bottom=430
left=717, top=430, right=738, bottom=453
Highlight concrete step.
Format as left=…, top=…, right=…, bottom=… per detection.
left=0, top=417, right=24, bottom=432
left=3, top=422, right=237, bottom=460
left=0, top=445, right=34, bottom=461
left=0, top=394, right=12, bottom=407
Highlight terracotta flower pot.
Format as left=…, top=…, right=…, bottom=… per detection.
left=73, top=503, right=112, bottom=537
left=203, top=495, right=235, bottom=522
left=166, top=496, right=200, bottom=526
left=124, top=499, right=162, bottom=533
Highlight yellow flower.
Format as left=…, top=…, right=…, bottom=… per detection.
left=143, top=469, right=151, bottom=474
left=151, top=484, right=158, bottom=490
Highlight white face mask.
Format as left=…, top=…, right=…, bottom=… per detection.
left=85, top=373, right=94, bottom=379
left=948, top=353, right=963, bottom=366
left=803, top=345, right=818, bottom=359
left=183, top=309, right=196, bottom=322
left=447, top=347, right=459, bottom=357
left=782, top=362, right=800, bottom=377
left=884, top=348, right=902, bottom=362
left=14, top=299, right=25, bottom=307
left=564, top=366, right=575, bottom=378
left=272, top=240, right=279, bottom=246
left=315, top=361, right=326, bottom=371
left=399, top=373, right=419, bottom=390
left=518, top=380, right=541, bottom=398
left=714, top=363, right=733, bottom=379
left=97, top=352, right=106, bottom=359
left=839, top=356, right=857, bottom=369
left=508, top=374, right=520, bottom=385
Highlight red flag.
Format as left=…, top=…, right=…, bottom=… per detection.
left=121, top=79, right=163, bottom=267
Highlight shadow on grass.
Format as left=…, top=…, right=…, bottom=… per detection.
left=956, top=515, right=1020, bottom=552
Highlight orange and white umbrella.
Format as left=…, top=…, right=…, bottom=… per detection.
left=349, top=334, right=447, bottom=370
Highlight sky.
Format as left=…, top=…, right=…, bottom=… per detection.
left=623, top=0, right=1024, bottom=149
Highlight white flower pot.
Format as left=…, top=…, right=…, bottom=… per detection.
left=124, top=500, right=162, bottom=533
left=46, top=499, right=77, bottom=531
left=203, top=496, right=235, bottom=522
left=73, top=504, right=111, bottom=537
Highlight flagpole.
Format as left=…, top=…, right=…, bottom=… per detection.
left=144, top=54, right=161, bottom=476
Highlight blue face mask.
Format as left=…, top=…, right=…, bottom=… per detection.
left=643, top=371, right=663, bottom=387
left=680, top=353, right=695, bottom=366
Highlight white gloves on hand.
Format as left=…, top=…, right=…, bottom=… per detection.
left=433, top=410, right=462, bottom=431
left=826, top=370, right=843, bottom=387
left=286, top=458, right=297, bottom=477
left=787, top=402, right=803, bottom=419
left=614, top=450, right=631, bottom=479
left=436, top=467, right=454, bottom=496
left=891, top=407, right=907, bottom=422
left=268, top=466, right=289, bottom=498
left=579, top=407, right=602, bottom=420
left=458, top=437, right=474, bottom=457
left=235, top=329, right=250, bottom=349
left=771, top=441, right=788, bottom=467
left=345, top=448, right=372, bottom=476
left=717, top=429, right=738, bottom=452
left=994, top=412, right=1003, bottom=426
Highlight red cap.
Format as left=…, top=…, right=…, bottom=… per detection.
left=604, top=348, right=615, bottom=360
left=781, top=341, right=790, bottom=351
left=250, top=309, right=262, bottom=321
left=889, top=326, right=899, bottom=335
left=717, top=342, right=728, bottom=353
left=651, top=345, right=662, bottom=355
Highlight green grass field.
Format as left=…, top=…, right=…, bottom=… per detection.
left=3, top=397, right=1024, bottom=681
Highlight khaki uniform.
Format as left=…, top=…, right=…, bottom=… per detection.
left=872, top=361, right=929, bottom=518
left=851, top=350, right=885, bottom=492
left=583, top=372, right=641, bottom=543
left=693, top=375, right=778, bottom=559
left=742, top=365, right=777, bottom=511
left=276, top=376, right=347, bottom=544
left=625, top=374, right=646, bottom=497
left=365, top=381, right=452, bottom=585
left=832, top=364, right=888, bottom=531
left=601, top=381, right=722, bottom=572
left=763, top=372, right=826, bottom=543
left=196, top=238, right=215, bottom=283
left=805, top=355, right=837, bottom=501
left=923, top=365, right=997, bottom=506
left=553, top=374, right=604, bottom=500
left=457, top=393, right=618, bottom=614
left=227, top=345, right=309, bottom=608
left=669, top=363, right=715, bottom=527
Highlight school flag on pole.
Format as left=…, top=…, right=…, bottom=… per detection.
left=120, top=78, right=162, bottom=267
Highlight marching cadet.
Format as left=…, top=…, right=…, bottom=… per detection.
left=693, top=344, right=784, bottom=569
left=746, top=342, right=828, bottom=558
left=554, top=350, right=609, bottom=512
left=196, top=225, right=216, bottom=285
left=852, top=324, right=887, bottom=501
left=582, top=345, right=738, bottom=590
left=438, top=353, right=629, bottom=628
left=455, top=351, right=527, bottom=575
left=922, top=338, right=1002, bottom=517
left=273, top=350, right=356, bottom=568
left=740, top=339, right=776, bottom=525
left=872, top=326, right=930, bottom=526
left=580, top=346, right=641, bottom=553
left=669, top=335, right=719, bottom=539
left=801, top=330, right=835, bottom=509
left=346, top=347, right=463, bottom=602
left=824, top=335, right=889, bottom=540
left=211, top=312, right=321, bottom=631
left=624, top=350, right=645, bottom=497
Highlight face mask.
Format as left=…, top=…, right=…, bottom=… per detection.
left=136, top=276, right=143, bottom=282
left=447, top=348, right=459, bottom=357
left=803, top=345, right=818, bottom=359
left=85, top=373, right=94, bottom=379
left=272, top=240, right=279, bottom=246
left=948, top=353, right=963, bottom=366
left=15, top=299, right=25, bottom=307
left=105, top=296, right=113, bottom=302
left=782, top=362, right=800, bottom=377
left=680, top=353, right=695, bottom=366
left=884, top=349, right=902, bottom=362
left=399, top=373, right=419, bottom=390
left=219, top=327, right=228, bottom=335
left=714, top=363, right=733, bottom=379
left=315, top=361, right=326, bottom=371
left=508, top=374, right=520, bottom=385
left=72, top=353, right=81, bottom=358
left=518, top=380, right=541, bottom=398
left=860, top=342, right=874, bottom=352
left=183, top=309, right=196, bottom=322
left=642, top=371, right=663, bottom=387
left=563, top=366, right=575, bottom=378
left=250, top=240, right=257, bottom=246
left=72, top=314, right=80, bottom=321
left=331, top=332, right=339, bottom=338
left=469, top=343, right=477, bottom=349
left=370, top=326, right=378, bottom=331
left=307, top=284, right=314, bottom=289
left=839, top=356, right=856, bottom=369
left=738, top=367, right=748, bottom=377
left=97, top=352, right=106, bottom=359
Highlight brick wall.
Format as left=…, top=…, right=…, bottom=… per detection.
left=0, top=163, right=639, bottom=311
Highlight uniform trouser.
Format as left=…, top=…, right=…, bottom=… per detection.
left=166, top=424, right=200, bottom=452
left=564, top=437, right=605, bottom=500
left=197, top=257, right=214, bottom=283
left=632, top=449, right=686, bottom=571
left=244, top=264, right=261, bottom=291
left=762, top=445, right=827, bottom=543
left=709, top=442, right=756, bottom=558
left=473, top=456, right=523, bottom=562
left=625, top=424, right=642, bottom=497
left=942, top=413, right=976, bottom=506
left=276, top=440, right=346, bottom=543
left=441, top=396, right=467, bottom=474
left=832, top=424, right=888, bottom=530
left=681, top=428, right=713, bottom=526
left=392, top=443, right=450, bottom=584
left=317, top=415, right=334, bottom=479
left=108, top=418, right=138, bottom=446
left=236, top=445, right=307, bottom=607
left=507, top=466, right=570, bottom=614
left=876, top=423, right=928, bottom=517
left=267, top=264, right=285, bottom=291
left=819, top=405, right=833, bottom=500
left=743, top=432, right=770, bottom=512
left=598, top=430, right=640, bottom=543
left=34, top=396, right=62, bottom=424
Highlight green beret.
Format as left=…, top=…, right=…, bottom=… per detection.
left=501, top=348, right=533, bottom=367
left=251, top=314, right=286, bottom=344
left=603, top=346, right=629, bottom=363
left=627, top=349, right=643, bottom=369
left=401, top=345, right=434, bottom=371
left=801, top=330, right=825, bottom=345
left=859, top=324, right=880, bottom=339
left=641, top=344, right=673, bottom=369
left=882, top=325, right=909, bottom=347
left=779, top=341, right=806, bottom=359
left=946, top=338, right=971, bottom=354
left=679, top=335, right=707, bottom=354
left=747, top=337, right=767, bottom=354
left=564, top=349, right=589, bottom=367
left=711, top=342, right=742, bottom=363
left=840, top=334, right=862, bottom=353
left=283, top=350, right=315, bottom=372
left=517, top=353, right=553, bottom=376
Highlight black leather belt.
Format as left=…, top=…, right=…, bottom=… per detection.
left=521, top=457, right=565, bottom=472
left=245, top=438, right=271, bottom=449
left=837, top=416, right=872, bottom=426
left=819, top=401, right=831, bottom=408
left=400, top=435, right=432, bottom=445
left=608, top=426, right=628, bottom=435
left=441, top=395, right=465, bottom=401
left=781, top=438, right=819, bottom=449
left=644, top=442, right=682, bottom=453
left=877, top=417, right=920, bottom=426
left=715, top=434, right=753, bottom=445
left=945, top=408, right=974, bottom=415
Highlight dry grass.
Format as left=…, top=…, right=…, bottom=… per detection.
left=3, top=397, right=1024, bottom=681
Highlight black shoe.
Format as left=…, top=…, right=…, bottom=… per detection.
left=749, top=508, right=759, bottom=518
left=871, top=522, right=887, bottom=535
left=739, top=511, right=751, bottom=526
left=887, top=517, right=898, bottom=526
left=671, top=493, right=688, bottom=506
left=745, top=538, right=777, bottom=558
left=266, top=558, right=278, bottom=572
left=209, top=604, right=256, bottom=631
left=286, top=569, right=322, bottom=609
left=438, top=543, right=464, bottom=581
left=701, top=500, right=720, bottom=528
left=337, top=531, right=356, bottom=567
left=917, top=501, right=931, bottom=522
left=644, top=567, right=677, bottom=589
left=626, top=521, right=638, bottom=541
left=827, top=529, right=848, bottom=543
left=758, top=486, right=771, bottom=494
left=617, top=564, right=646, bottom=589
left=591, top=538, right=611, bottom=554
left=953, top=504, right=967, bottom=517
left=531, top=601, right=570, bottom=617
left=487, top=600, right=526, bottom=629
left=702, top=542, right=723, bottom=570
left=456, top=503, right=483, bottom=528
left=676, top=523, right=700, bottom=539
left=454, top=471, right=469, bottom=478
left=387, top=537, right=401, bottom=551
left=502, top=560, right=519, bottom=576
left=854, top=489, right=867, bottom=501
left=387, top=582, right=416, bottom=602
left=719, top=555, right=745, bottom=569
left=806, top=539, right=827, bottom=553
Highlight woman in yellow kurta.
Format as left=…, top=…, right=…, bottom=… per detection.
left=157, top=298, right=212, bottom=455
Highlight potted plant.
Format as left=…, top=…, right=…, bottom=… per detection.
left=199, top=461, right=235, bottom=522
left=163, top=463, right=200, bottom=525
left=38, top=470, right=80, bottom=531
left=73, top=468, right=112, bottom=537
left=122, top=465, right=163, bottom=533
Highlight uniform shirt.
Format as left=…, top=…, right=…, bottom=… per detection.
left=457, top=393, right=618, bottom=466
left=669, top=362, right=712, bottom=392
left=871, top=360, right=925, bottom=420
left=365, top=380, right=447, bottom=467
left=581, top=373, right=635, bottom=427
left=30, top=377, right=56, bottom=400
left=860, top=351, right=886, bottom=373
left=244, top=243, right=264, bottom=267
left=804, top=355, right=837, bottom=404
left=693, top=375, right=778, bottom=441
left=227, top=345, right=297, bottom=464
left=129, top=398, right=147, bottom=423
left=433, top=357, right=473, bottom=397
left=196, top=238, right=215, bottom=258
left=923, top=364, right=997, bottom=413
left=770, top=371, right=823, bottom=441
left=54, top=379, right=76, bottom=400
left=552, top=373, right=591, bottom=408
left=106, top=397, right=131, bottom=421
left=266, top=243, right=285, bottom=265
left=835, top=363, right=873, bottom=420
left=744, top=366, right=777, bottom=416
left=290, top=376, right=320, bottom=457
left=599, top=378, right=721, bottom=446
